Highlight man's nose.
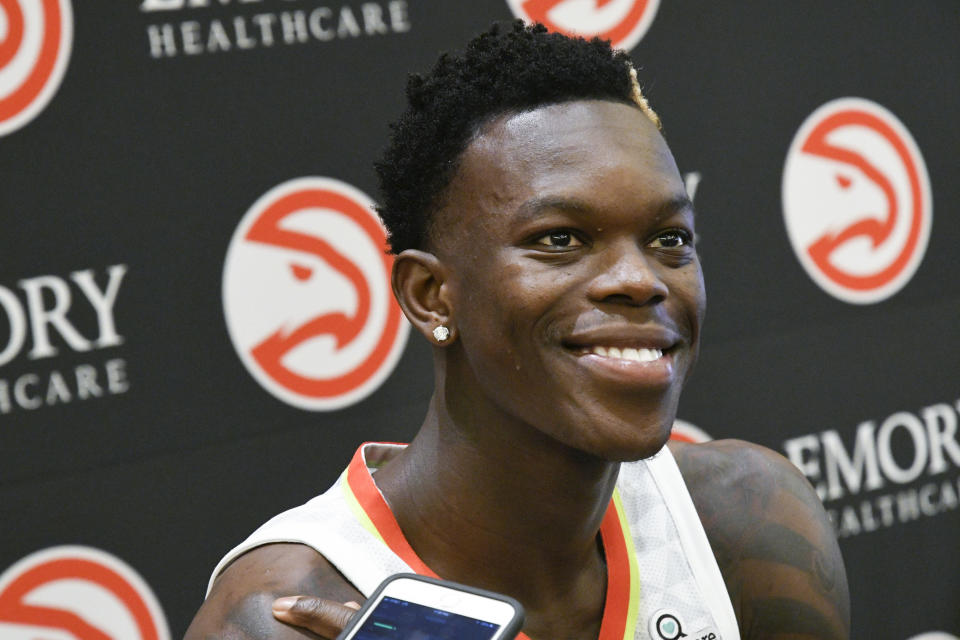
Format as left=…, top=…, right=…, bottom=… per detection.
left=586, top=240, right=668, bottom=306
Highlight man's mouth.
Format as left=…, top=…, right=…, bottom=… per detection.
left=558, top=321, right=683, bottom=386
left=577, top=345, right=664, bottom=362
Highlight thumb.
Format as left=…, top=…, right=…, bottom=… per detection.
left=272, top=595, right=361, bottom=638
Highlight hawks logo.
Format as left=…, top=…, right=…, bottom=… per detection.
left=782, top=98, right=931, bottom=304
left=505, top=0, right=660, bottom=51
left=0, top=546, right=170, bottom=640
left=0, top=0, right=73, bottom=137
left=670, top=419, right=711, bottom=443
left=223, top=177, right=409, bottom=411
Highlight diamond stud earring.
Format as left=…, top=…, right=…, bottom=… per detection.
left=432, top=325, right=451, bottom=342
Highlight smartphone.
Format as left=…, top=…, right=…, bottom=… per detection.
left=335, top=573, right=525, bottom=640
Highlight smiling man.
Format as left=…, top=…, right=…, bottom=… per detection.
left=186, top=22, right=849, bottom=640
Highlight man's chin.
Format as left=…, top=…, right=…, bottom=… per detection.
left=574, top=424, right=674, bottom=463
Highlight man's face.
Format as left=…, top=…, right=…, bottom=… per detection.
left=433, top=100, right=705, bottom=461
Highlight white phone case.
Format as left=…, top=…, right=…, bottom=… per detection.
left=336, top=573, right=525, bottom=640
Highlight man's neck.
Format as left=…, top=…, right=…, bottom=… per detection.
left=371, top=394, right=619, bottom=610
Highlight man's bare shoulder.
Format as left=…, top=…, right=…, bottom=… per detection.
left=184, top=543, right=363, bottom=640
left=668, top=438, right=806, bottom=503
left=669, top=438, right=851, bottom=640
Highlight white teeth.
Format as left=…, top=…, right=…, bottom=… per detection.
left=588, top=346, right=663, bottom=362
left=638, top=348, right=662, bottom=362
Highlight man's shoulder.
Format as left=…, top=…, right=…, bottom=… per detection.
left=668, top=437, right=802, bottom=500
left=185, top=543, right=362, bottom=640
left=669, top=438, right=851, bottom=639
left=666, top=438, right=805, bottom=583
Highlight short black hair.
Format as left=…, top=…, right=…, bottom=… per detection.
left=375, top=20, right=659, bottom=254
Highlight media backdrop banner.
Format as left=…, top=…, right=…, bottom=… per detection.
left=1, top=1, right=957, bottom=637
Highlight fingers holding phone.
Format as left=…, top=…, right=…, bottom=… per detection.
left=273, top=596, right=362, bottom=638
left=273, top=574, right=524, bottom=639
left=333, top=574, right=524, bottom=640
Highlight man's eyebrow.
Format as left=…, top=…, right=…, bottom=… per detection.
left=514, top=196, right=591, bottom=223
left=514, top=193, right=695, bottom=224
left=655, top=194, right=696, bottom=221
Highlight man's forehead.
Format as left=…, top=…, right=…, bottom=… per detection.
left=465, top=100, right=669, bottom=173
left=458, top=101, right=678, bottom=194
left=483, top=100, right=654, bottom=145
left=430, top=99, right=684, bottom=250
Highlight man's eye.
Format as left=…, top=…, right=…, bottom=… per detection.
left=649, top=229, right=693, bottom=249
left=535, top=230, right=583, bottom=248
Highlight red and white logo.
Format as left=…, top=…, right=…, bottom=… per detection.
left=223, top=177, right=409, bottom=411
left=0, top=0, right=72, bottom=137
left=670, top=419, right=711, bottom=444
left=782, top=98, right=932, bottom=304
left=505, top=0, right=660, bottom=51
left=0, top=546, right=170, bottom=640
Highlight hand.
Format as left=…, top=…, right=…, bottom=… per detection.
left=272, top=596, right=362, bottom=638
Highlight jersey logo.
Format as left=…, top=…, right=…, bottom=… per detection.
left=223, top=177, right=409, bottom=411
left=649, top=609, right=686, bottom=639
left=505, top=0, right=660, bottom=51
left=0, top=0, right=73, bottom=136
left=649, top=609, right=722, bottom=640
left=0, top=546, right=170, bottom=640
left=782, top=98, right=931, bottom=304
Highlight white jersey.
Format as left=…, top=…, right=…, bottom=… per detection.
left=210, top=443, right=740, bottom=640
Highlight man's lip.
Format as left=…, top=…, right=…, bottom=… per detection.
left=568, top=345, right=676, bottom=388
left=561, top=324, right=681, bottom=351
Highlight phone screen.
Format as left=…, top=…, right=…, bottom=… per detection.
left=348, top=595, right=502, bottom=640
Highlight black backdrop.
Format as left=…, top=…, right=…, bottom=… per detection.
left=1, top=1, right=958, bottom=638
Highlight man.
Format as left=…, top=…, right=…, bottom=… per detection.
left=186, top=22, right=849, bottom=639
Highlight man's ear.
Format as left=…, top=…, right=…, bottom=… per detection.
left=391, top=249, right=456, bottom=345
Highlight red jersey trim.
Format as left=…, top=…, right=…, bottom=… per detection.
left=344, top=443, right=636, bottom=640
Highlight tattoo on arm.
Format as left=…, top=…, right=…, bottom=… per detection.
left=749, top=597, right=845, bottom=640
left=673, top=442, right=850, bottom=639
left=747, top=522, right=838, bottom=596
